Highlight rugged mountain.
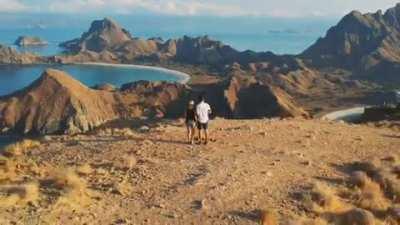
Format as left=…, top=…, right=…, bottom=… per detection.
left=60, top=17, right=133, bottom=52
left=302, top=3, right=400, bottom=82
left=0, top=69, right=188, bottom=134
left=0, top=69, right=119, bottom=134
left=0, top=44, right=42, bottom=64
left=58, top=18, right=283, bottom=68
left=0, top=68, right=310, bottom=134
left=14, top=36, right=48, bottom=46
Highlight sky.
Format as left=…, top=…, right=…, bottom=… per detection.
left=1, top=0, right=400, bottom=18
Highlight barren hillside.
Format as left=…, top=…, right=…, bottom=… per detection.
left=0, top=118, right=399, bottom=224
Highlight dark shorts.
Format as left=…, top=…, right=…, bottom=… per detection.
left=197, top=122, right=208, bottom=130
left=186, top=120, right=196, bottom=128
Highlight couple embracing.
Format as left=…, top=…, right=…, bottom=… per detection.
left=185, top=95, right=212, bottom=145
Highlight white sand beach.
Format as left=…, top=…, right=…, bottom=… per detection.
left=322, top=106, right=366, bottom=122
left=74, top=62, right=191, bottom=84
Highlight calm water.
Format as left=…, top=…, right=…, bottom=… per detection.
left=0, top=136, right=19, bottom=149
left=0, top=15, right=337, bottom=56
left=0, top=64, right=181, bottom=96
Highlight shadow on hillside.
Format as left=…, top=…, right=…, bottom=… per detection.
left=72, top=136, right=188, bottom=145
left=381, top=134, right=400, bottom=139
left=228, top=209, right=261, bottom=222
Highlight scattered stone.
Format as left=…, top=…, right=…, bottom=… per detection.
left=143, top=139, right=154, bottom=146
left=139, top=126, right=151, bottom=133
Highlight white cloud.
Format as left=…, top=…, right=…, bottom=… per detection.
left=44, top=0, right=248, bottom=16
left=4, top=0, right=400, bottom=17
left=0, top=0, right=29, bottom=12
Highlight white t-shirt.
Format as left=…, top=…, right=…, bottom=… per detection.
left=196, top=101, right=211, bottom=123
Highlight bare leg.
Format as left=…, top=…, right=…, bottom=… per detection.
left=190, top=127, right=195, bottom=144
left=198, top=128, right=202, bottom=144
left=204, top=129, right=208, bottom=144
left=186, top=126, right=191, bottom=144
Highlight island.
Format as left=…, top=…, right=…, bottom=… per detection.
left=14, top=36, right=48, bottom=47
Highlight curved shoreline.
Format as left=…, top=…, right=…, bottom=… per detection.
left=73, top=62, right=191, bottom=84
left=322, top=106, right=367, bottom=122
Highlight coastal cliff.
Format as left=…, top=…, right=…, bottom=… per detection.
left=0, top=44, right=43, bottom=64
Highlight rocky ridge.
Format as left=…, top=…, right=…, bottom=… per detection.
left=302, top=3, right=400, bottom=83
left=0, top=69, right=309, bottom=135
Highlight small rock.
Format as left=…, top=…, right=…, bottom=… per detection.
left=200, top=199, right=207, bottom=209
left=96, top=168, right=107, bottom=175
left=122, top=128, right=135, bottom=137
left=41, top=135, right=52, bottom=142
left=139, top=126, right=150, bottom=133
left=143, top=139, right=154, bottom=146
left=114, top=218, right=128, bottom=225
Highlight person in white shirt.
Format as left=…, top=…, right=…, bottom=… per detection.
left=196, top=95, right=212, bottom=145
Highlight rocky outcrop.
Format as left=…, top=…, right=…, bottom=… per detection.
left=222, top=76, right=309, bottom=118
left=14, top=36, right=47, bottom=46
left=0, top=69, right=189, bottom=135
left=170, top=35, right=239, bottom=65
left=60, top=17, right=133, bottom=53
left=301, top=3, right=400, bottom=82
left=121, top=80, right=190, bottom=118
left=0, top=44, right=42, bottom=64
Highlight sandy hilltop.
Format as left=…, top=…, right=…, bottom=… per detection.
left=1, top=3, right=400, bottom=225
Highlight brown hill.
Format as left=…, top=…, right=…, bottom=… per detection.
left=0, top=69, right=190, bottom=135
left=0, top=69, right=118, bottom=134
left=222, top=76, right=309, bottom=118
left=0, top=69, right=310, bottom=134
left=189, top=75, right=309, bottom=119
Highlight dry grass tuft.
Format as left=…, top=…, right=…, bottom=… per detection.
left=284, top=217, right=327, bottom=225
left=353, top=176, right=390, bottom=211
left=260, top=209, right=278, bottom=225
left=346, top=161, right=396, bottom=211
left=76, top=163, right=94, bottom=176
left=349, top=171, right=370, bottom=188
left=3, top=139, right=41, bottom=157
left=0, top=182, right=39, bottom=208
left=50, top=169, right=91, bottom=209
left=0, top=157, right=21, bottom=183
left=114, top=154, right=137, bottom=171
left=303, top=183, right=350, bottom=214
left=115, top=179, right=133, bottom=196
left=336, top=208, right=376, bottom=225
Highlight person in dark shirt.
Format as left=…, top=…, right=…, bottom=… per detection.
left=185, top=100, right=197, bottom=145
